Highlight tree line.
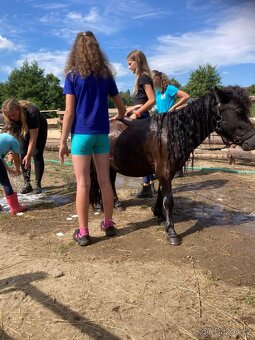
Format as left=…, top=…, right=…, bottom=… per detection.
left=0, top=60, right=255, bottom=117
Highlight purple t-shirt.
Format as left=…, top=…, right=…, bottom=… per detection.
left=63, top=73, right=119, bottom=134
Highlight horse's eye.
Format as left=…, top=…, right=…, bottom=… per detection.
left=235, top=108, right=243, bottom=116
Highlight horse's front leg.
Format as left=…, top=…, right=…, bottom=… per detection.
left=162, top=182, right=182, bottom=246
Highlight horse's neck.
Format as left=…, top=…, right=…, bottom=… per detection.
left=177, top=96, right=216, bottom=157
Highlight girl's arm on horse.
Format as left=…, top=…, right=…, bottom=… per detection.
left=110, top=94, right=126, bottom=121
left=169, top=90, right=190, bottom=113
left=59, top=94, right=75, bottom=163
left=129, top=84, right=155, bottom=119
left=125, top=104, right=143, bottom=115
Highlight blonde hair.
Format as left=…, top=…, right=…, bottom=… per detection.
left=151, top=70, right=172, bottom=93
left=2, top=98, right=30, bottom=137
left=127, top=50, right=152, bottom=95
left=64, top=31, right=114, bottom=78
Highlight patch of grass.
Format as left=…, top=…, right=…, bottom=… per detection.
left=200, top=170, right=210, bottom=175
left=141, top=205, right=149, bottom=209
left=58, top=241, right=75, bottom=254
left=0, top=214, right=9, bottom=221
left=242, top=294, right=255, bottom=306
left=207, top=273, right=220, bottom=284
left=156, top=224, right=165, bottom=231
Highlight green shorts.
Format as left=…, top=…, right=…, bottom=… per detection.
left=71, top=134, right=110, bottom=156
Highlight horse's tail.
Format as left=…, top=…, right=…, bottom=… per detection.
left=89, top=160, right=102, bottom=208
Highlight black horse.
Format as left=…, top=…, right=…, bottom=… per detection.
left=90, top=86, right=255, bottom=245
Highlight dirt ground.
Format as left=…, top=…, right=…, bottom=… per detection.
left=0, top=150, right=255, bottom=340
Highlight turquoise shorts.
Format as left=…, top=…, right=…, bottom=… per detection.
left=71, top=134, right=110, bottom=156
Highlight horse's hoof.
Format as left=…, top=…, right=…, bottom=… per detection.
left=114, top=202, right=125, bottom=211
left=94, top=204, right=103, bottom=215
left=156, top=217, right=165, bottom=225
left=115, top=205, right=125, bottom=211
left=167, top=235, right=182, bottom=246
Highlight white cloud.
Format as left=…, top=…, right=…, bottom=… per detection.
left=64, top=8, right=121, bottom=35
left=0, top=64, right=13, bottom=74
left=0, top=35, right=15, bottom=49
left=133, top=12, right=164, bottom=19
left=149, top=2, right=255, bottom=76
left=53, top=2, right=165, bottom=37
left=112, top=63, right=129, bottom=77
left=66, top=11, right=83, bottom=21
left=15, top=50, right=68, bottom=81
left=83, top=8, right=99, bottom=23
left=33, top=2, right=68, bottom=10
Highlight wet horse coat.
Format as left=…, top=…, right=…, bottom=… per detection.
left=90, top=86, right=255, bottom=245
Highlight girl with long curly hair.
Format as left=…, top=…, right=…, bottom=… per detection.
left=59, top=31, right=126, bottom=246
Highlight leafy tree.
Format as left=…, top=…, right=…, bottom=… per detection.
left=1, top=60, right=65, bottom=111
left=108, top=97, right=115, bottom=108
left=169, top=78, right=182, bottom=89
left=108, top=90, right=134, bottom=109
left=183, top=64, right=221, bottom=98
left=0, top=82, right=8, bottom=105
left=44, top=73, right=65, bottom=110
left=120, top=90, right=134, bottom=106
left=248, top=84, right=255, bottom=95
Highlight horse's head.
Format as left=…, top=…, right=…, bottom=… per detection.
left=214, top=86, right=255, bottom=151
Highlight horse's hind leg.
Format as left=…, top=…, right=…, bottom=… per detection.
left=90, top=160, right=103, bottom=213
left=162, top=182, right=182, bottom=246
left=153, top=188, right=165, bottom=222
left=110, top=168, right=125, bottom=211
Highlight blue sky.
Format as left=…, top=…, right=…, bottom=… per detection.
left=0, top=0, right=255, bottom=92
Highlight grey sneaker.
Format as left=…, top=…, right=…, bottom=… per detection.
left=100, top=221, right=117, bottom=237
left=73, top=229, right=91, bottom=246
left=34, top=185, right=42, bottom=194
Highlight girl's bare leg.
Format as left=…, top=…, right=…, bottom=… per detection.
left=93, top=153, right=114, bottom=220
left=72, top=155, right=91, bottom=228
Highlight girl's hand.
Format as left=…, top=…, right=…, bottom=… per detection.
left=125, top=106, right=142, bottom=117
left=22, top=154, right=32, bottom=169
left=125, top=108, right=133, bottom=116
left=129, top=113, right=138, bottom=120
left=109, top=115, right=122, bottom=121
left=59, top=144, right=69, bottom=164
left=7, top=152, right=14, bottom=164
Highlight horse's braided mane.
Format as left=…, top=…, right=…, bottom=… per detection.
left=153, top=92, right=214, bottom=166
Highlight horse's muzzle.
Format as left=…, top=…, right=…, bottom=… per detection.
left=241, top=135, right=255, bottom=151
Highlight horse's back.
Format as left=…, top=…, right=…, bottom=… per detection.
left=110, top=118, right=156, bottom=176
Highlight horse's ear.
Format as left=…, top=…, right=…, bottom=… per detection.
left=214, top=86, right=221, bottom=104
left=214, top=86, right=221, bottom=95
left=214, top=86, right=228, bottom=104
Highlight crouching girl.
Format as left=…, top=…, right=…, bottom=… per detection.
left=0, top=123, right=27, bottom=215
